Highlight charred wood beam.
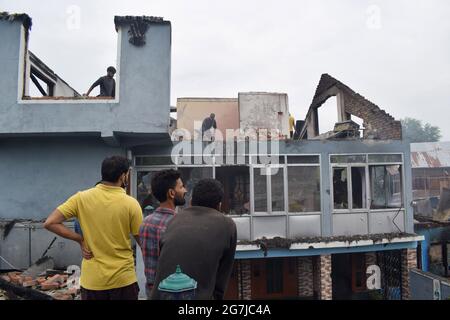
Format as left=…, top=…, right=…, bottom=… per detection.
left=30, top=73, right=47, bottom=96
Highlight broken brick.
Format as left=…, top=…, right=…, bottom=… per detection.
left=66, top=288, right=79, bottom=296
left=53, top=293, right=73, bottom=300
left=0, top=275, right=10, bottom=282
left=47, top=274, right=66, bottom=285
left=40, top=282, right=60, bottom=291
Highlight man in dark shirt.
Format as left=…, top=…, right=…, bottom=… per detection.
left=150, top=179, right=237, bottom=300
left=201, top=113, right=217, bottom=141
left=84, top=66, right=116, bottom=98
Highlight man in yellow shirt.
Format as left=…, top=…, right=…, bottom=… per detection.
left=289, top=113, right=296, bottom=139
left=44, top=156, right=143, bottom=300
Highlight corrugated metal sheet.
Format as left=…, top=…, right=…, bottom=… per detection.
left=411, top=142, right=450, bottom=168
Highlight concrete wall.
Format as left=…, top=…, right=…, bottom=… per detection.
left=0, top=20, right=22, bottom=106
left=239, top=93, right=290, bottom=138
left=176, top=98, right=239, bottom=140
left=0, top=137, right=125, bottom=220
left=0, top=18, right=171, bottom=137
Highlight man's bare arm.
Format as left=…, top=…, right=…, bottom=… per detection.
left=84, top=78, right=101, bottom=96
left=133, top=235, right=141, bottom=248
left=44, top=209, right=93, bottom=259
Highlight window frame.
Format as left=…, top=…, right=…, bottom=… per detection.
left=133, top=154, right=323, bottom=217
left=329, top=153, right=405, bottom=214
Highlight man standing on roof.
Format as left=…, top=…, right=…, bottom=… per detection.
left=84, top=66, right=116, bottom=98
left=201, top=113, right=217, bottom=142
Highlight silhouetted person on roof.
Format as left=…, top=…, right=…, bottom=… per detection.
left=84, top=66, right=116, bottom=98
left=201, top=113, right=217, bottom=141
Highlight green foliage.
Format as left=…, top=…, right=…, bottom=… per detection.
left=401, top=117, right=442, bottom=143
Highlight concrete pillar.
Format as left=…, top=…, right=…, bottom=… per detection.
left=238, top=260, right=251, bottom=300
left=336, top=92, right=347, bottom=122
left=297, top=257, right=314, bottom=298
left=401, top=248, right=417, bottom=300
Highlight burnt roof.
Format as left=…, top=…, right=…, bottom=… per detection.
left=0, top=12, right=32, bottom=30
left=114, top=15, right=169, bottom=29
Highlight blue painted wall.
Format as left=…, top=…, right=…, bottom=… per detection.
left=0, top=137, right=124, bottom=220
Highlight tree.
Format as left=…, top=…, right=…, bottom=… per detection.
left=401, top=117, right=442, bottom=143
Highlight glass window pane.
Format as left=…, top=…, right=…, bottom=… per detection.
left=287, top=155, right=320, bottom=164
left=271, top=167, right=285, bottom=211
left=333, top=167, right=348, bottom=209
left=135, top=156, right=174, bottom=166
left=331, top=155, right=366, bottom=164
left=288, top=166, right=321, bottom=212
left=251, top=156, right=285, bottom=165
left=370, top=165, right=403, bottom=209
left=178, top=167, right=213, bottom=208
left=368, top=154, right=402, bottom=163
left=254, top=168, right=268, bottom=212
left=351, top=167, right=366, bottom=209
left=215, top=166, right=250, bottom=215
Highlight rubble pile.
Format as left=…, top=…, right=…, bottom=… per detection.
left=0, top=271, right=80, bottom=300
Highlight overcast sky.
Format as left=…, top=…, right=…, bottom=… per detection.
left=1, top=0, right=449, bottom=140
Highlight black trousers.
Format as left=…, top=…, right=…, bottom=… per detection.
left=80, top=282, right=139, bottom=300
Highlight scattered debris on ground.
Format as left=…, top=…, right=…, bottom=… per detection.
left=0, top=269, right=80, bottom=300
left=0, top=288, right=8, bottom=300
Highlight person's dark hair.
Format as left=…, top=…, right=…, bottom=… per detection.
left=107, top=66, right=116, bottom=74
left=151, top=169, right=181, bottom=202
left=101, top=156, right=130, bottom=183
left=191, top=179, right=224, bottom=209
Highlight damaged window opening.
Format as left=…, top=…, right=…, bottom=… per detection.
left=352, top=167, right=366, bottom=209
left=215, top=166, right=250, bottom=215
left=318, top=96, right=338, bottom=135
left=332, top=166, right=366, bottom=211
left=333, top=167, right=349, bottom=209
left=331, top=154, right=403, bottom=212
left=369, top=165, right=403, bottom=209
left=253, top=167, right=268, bottom=212
left=23, top=51, right=89, bottom=100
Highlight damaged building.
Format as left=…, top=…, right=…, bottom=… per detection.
left=139, top=74, right=423, bottom=300
left=0, top=12, right=423, bottom=300
left=408, top=142, right=450, bottom=297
